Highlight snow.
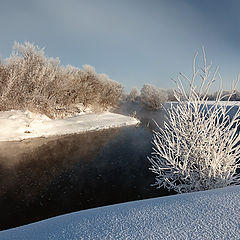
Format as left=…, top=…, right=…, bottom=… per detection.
left=165, top=101, right=240, bottom=107
left=206, top=101, right=240, bottom=106
left=0, top=185, right=240, bottom=239
left=0, top=110, right=139, bottom=141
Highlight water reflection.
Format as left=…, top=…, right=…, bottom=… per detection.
left=0, top=125, right=172, bottom=230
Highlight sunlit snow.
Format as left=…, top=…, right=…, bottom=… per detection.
left=0, top=110, right=139, bottom=141
left=0, top=185, right=240, bottom=239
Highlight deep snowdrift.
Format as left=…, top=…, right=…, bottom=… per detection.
left=1, top=185, right=240, bottom=239
left=0, top=110, right=139, bottom=141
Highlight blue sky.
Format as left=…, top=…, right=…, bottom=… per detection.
left=0, top=0, right=240, bottom=92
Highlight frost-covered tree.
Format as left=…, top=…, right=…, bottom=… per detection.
left=166, top=89, right=176, bottom=102
left=149, top=49, right=240, bottom=193
left=128, top=87, right=140, bottom=102
left=0, top=41, right=61, bottom=116
left=235, top=90, right=240, bottom=101
left=140, top=84, right=168, bottom=110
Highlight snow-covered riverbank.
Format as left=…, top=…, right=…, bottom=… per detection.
left=0, top=110, right=139, bottom=141
left=1, top=185, right=239, bottom=239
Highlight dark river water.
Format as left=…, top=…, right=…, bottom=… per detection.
left=0, top=118, right=173, bottom=230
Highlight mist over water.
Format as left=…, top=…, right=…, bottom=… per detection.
left=115, top=101, right=166, bottom=130
left=0, top=117, right=172, bottom=230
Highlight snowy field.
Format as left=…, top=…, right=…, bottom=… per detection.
left=0, top=185, right=239, bottom=239
left=206, top=101, right=240, bottom=106
left=0, top=110, right=139, bottom=141
left=165, top=101, right=240, bottom=108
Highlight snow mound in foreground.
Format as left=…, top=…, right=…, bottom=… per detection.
left=0, top=110, right=139, bottom=141
left=1, top=186, right=240, bottom=239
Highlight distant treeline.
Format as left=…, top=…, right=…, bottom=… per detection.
left=125, top=85, right=176, bottom=110
left=125, top=85, right=240, bottom=111
left=207, top=90, right=240, bottom=101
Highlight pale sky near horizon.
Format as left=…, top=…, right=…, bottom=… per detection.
left=0, top=0, right=240, bottom=92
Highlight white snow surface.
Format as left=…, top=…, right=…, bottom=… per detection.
left=0, top=185, right=240, bottom=239
left=206, top=101, right=240, bottom=106
left=165, top=101, right=240, bottom=108
left=0, top=110, right=139, bottom=141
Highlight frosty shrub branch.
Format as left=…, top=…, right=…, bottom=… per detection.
left=149, top=49, right=240, bottom=193
left=0, top=42, right=123, bottom=118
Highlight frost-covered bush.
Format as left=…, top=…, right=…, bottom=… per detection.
left=0, top=41, right=123, bottom=118
left=140, top=84, right=168, bottom=110
left=149, top=49, right=240, bottom=193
